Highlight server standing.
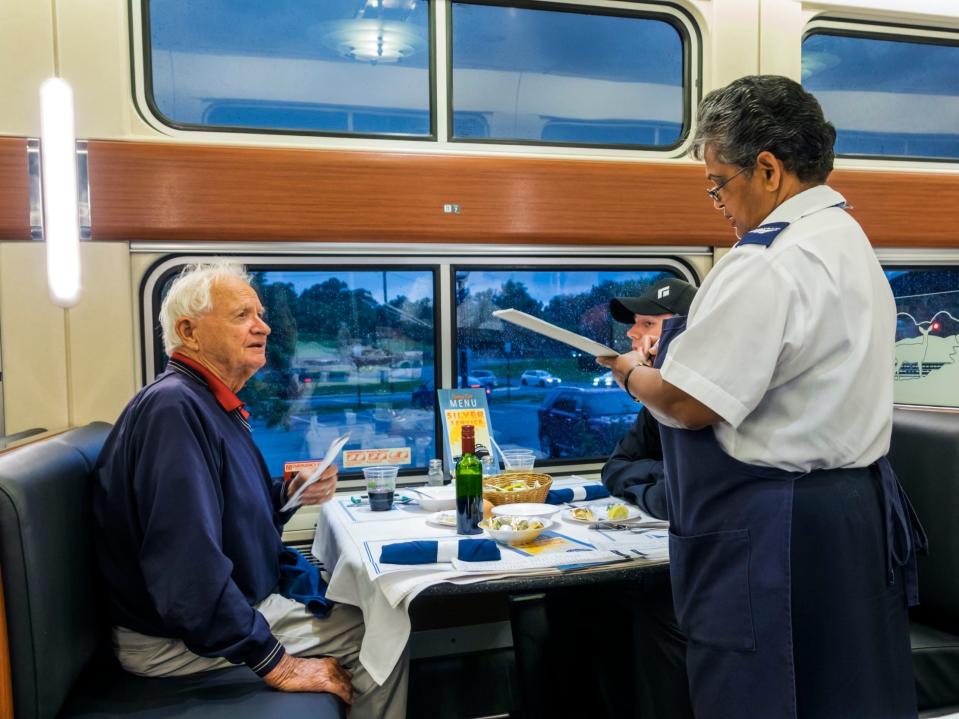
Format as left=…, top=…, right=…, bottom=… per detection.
left=600, top=75, right=926, bottom=719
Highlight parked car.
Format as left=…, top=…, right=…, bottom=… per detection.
left=537, top=387, right=639, bottom=458
left=592, top=370, right=615, bottom=387
left=520, top=369, right=561, bottom=387
left=471, top=369, right=498, bottom=389
left=411, top=380, right=435, bottom=409
left=462, top=375, right=493, bottom=396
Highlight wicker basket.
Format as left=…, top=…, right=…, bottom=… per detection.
left=482, top=472, right=552, bottom=506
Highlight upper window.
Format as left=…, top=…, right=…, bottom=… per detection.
left=449, top=2, right=687, bottom=147
left=803, top=29, right=959, bottom=160
left=453, top=266, right=682, bottom=462
left=887, top=267, right=959, bottom=408
left=145, top=0, right=433, bottom=138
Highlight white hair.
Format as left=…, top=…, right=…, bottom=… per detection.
left=159, top=261, right=251, bottom=356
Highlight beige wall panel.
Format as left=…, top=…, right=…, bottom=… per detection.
left=707, top=0, right=761, bottom=88
left=760, top=0, right=804, bottom=78
left=56, top=0, right=152, bottom=140
left=0, top=243, right=69, bottom=434
left=67, top=243, right=135, bottom=425
left=0, top=0, right=54, bottom=137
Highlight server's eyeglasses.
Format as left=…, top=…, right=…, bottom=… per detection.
left=706, top=166, right=750, bottom=202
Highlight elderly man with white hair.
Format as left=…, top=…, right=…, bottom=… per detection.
left=92, top=262, right=407, bottom=718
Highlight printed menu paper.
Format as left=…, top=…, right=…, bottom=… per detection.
left=280, top=433, right=350, bottom=512
left=492, top=308, right=618, bottom=357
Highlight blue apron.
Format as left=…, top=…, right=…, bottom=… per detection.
left=654, top=221, right=927, bottom=719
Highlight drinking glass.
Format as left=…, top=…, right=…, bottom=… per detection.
left=363, top=466, right=399, bottom=511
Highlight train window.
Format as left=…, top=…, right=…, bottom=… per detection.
left=887, top=267, right=959, bottom=408
left=449, top=2, right=687, bottom=148
left=144, top=0, right=433, bottom=138
left=453, top=266, right=680, bottom=463
left=803, top=30, right=959, bottom=160
left=149, top=266, right=438, bottom=478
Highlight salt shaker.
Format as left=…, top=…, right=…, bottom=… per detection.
left=427, top=458, right=445, bottom=486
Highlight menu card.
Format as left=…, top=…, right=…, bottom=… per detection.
left=492, top=308, right=618, bottom=357
left=436, top=388, right=495, bottom=474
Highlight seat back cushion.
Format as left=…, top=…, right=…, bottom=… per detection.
left=0, top=423, right=113, bottom=719
left=889, top=408, right=959, bottom=633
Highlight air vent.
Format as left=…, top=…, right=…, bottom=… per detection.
left=287, top=541, right=324, bottom=569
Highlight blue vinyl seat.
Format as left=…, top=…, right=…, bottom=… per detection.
left=889, top=408, right=959, bottom=718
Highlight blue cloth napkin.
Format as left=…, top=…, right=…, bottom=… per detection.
left=546, top=485, right=611, bottom=504
left=379, top=539, right=501, bottom=565
left=278, top=546, right=334, bottom=618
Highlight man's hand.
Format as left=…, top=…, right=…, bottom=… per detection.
left=596, top=350, right=650, bottom=391
left=639, top=334, right=659, bottom=362
left=263, top=653, right=354, bottom=704
left=287, top=465, right=339, bottom=506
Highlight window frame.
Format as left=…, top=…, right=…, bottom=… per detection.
left=139, top=249, right=701, bottom=482
left=803, top=18, right=959, bottom=165
left=445, top=0, right=698, bottom=152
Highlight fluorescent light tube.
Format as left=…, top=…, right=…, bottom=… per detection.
left=39, top=77, right=81, bottom=308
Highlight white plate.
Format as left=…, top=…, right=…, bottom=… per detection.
left=426, top=510, right=458, bottom=528
left=491, top=503, right=562, bottom=519
left=564, top=502, right=641, bottom=524
left=412, top=486, right=457, bottom=512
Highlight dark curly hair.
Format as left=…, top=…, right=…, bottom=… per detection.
left=691, top=75, right=837, bottom=184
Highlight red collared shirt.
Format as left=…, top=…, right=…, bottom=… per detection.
left=169, top=352, right=250, bottom=420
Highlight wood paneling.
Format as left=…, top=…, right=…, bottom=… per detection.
left=829, top=168, right=959, bottom=248
left=2, top=137, right=958, bottom=247
left=0, top=137, right=29, bottom=241
left=86, top=141, right=725, bottom=245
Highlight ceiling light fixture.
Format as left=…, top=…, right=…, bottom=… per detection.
left=38, top=78, right=82, bottom=308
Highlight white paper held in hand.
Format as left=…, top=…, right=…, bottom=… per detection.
left=280, top=433, right=350, bottom=512
left=492, top=308, right=618, bottom=357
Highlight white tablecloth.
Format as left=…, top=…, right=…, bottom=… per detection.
left=310, top=477, right=667, bottom=685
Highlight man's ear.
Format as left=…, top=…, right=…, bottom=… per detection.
left=755, top=150, right=784, bottom=191
left=175, top=317, right=200, bottom=351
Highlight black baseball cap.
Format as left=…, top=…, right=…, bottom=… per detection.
left=609, top=278, right=697, bottom=323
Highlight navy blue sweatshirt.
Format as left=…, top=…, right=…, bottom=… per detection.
left=600, top=406, right=669, bottom=520
left=93, top=362, right=293, bottom=676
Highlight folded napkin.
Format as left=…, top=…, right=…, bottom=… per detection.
left=380, top=539, right=501, bottom=565
left=278, top=546, right=334, bottom=618
left=547, top=484, right=610, bottom=504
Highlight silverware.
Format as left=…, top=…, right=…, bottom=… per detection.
left=587, top=520, right=669, bottom=531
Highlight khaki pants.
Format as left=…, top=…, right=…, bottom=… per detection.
left=114, top=595, right=408, bottom=719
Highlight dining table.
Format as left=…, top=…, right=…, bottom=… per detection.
left=309, top=474, right=670, bottom=701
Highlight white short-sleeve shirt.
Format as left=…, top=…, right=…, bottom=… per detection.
left=659, top=185, right=895, bottom=472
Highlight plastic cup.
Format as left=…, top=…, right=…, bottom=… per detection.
left=500, top=449, right=536, bottom=472
left=363, top=466, right=399, bottom=511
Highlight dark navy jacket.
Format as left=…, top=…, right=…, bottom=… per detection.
left=600, top=406, right=668, bottom=520
left=92, top=365, right=293, bottom=676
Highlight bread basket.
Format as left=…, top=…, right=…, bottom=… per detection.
left=482, top=472, right=552, bottom=506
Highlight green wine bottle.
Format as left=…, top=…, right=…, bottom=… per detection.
left=455, top=425, right=483, bottom=535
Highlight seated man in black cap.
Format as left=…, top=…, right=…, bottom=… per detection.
left=583, top=277, right=697, bottom=719
left=603, top=277, right=697, bottom=520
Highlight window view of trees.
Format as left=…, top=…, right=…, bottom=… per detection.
left=158, top=268, right=437, bottom=477
left=454, top=268, right=679, bottom=461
